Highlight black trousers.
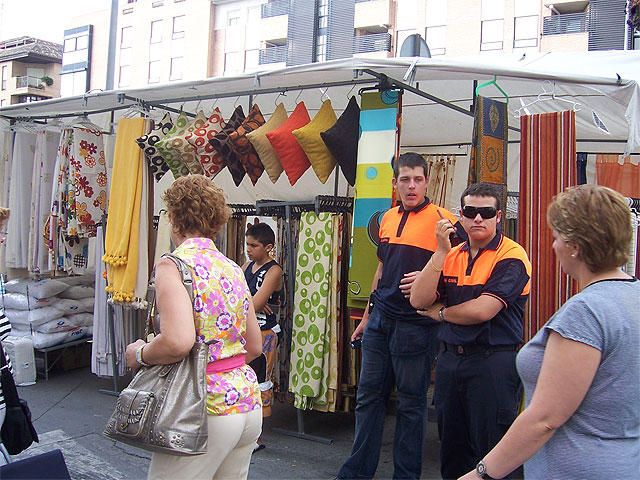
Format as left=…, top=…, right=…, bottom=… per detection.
left=434, top=348, right=522, bottom=479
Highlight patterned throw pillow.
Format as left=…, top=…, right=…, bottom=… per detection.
left=320, top=96, right=360, bottom=186
left=155, top=112, right=191, bottom=179
left=185, top=107, right=225, bottom=178
left=228, top=104, right=266, bottom=185
left=265, top=102, right=311, bottom=186
left=246, top=103, right=288, bottom=183
left=208, top=105, right=246, bottom=186
left=135, top=112, right=173, bottom=182
left=166, top=110, right=207, bottom=175
left=292, top=99, right=338, bottom=184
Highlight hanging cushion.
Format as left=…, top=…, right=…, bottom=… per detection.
left=227, top=104, right=266, bottom=185
left=165, top=110, right=207, bottom=175
left=185, top=107, right=225, bottom=178
left=266, top=102, right=311, bottom=186
left=155, top=112, right=191, bottom=178
left=292, top=99, right=338, bottom=184
left=209, top=105, right=246, bottom=186
left=135, top=112, right=173, bottom=182
left=320, top=96, right=360, bottom=186
left=246, top=103, right=288, bottom=183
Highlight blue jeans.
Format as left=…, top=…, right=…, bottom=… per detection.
left=338, top=308, right=440, bottom=479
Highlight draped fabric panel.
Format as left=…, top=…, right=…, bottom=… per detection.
left=595, top=154, right=640, bottom=197
left=424, top=154, right=457, bottom=208
left=518, top=110, right=577, bottom=342
left=6, top=132, right=36, bottom=269
left=576, top=152, right=588, bottom=185
left=0, top=131, right=13, bottom=275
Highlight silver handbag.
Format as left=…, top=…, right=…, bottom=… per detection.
left=103, top=253, right=209, bottom=456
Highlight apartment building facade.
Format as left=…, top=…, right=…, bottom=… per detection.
left=0, top=37, right=62, bottom=106
left=59, top=0, right=636, bottom=94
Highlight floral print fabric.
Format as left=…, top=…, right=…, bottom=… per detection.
left=173, top=237, right=261, bottom=416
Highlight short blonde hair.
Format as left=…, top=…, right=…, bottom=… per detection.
left=0, top=207, right=9, bottom=225
left=162, top=175, right=231, bottom=240
left=547, top=185, right=631, bottom=273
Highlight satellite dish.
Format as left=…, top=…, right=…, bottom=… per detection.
left=398, top=34, right=431, bottom=58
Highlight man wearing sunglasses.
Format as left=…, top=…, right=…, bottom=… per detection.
left=410, top=183, right=531, bottom=480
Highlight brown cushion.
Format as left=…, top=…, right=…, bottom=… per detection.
left=228, top=104, right=266, bottom=185
left=265, top=102, right=311, bottom=186
left=246, top=103, right=288, bottom=183
left=320, top=96, right=360, bottom=186
left=209, top=105, right=246, bottom=186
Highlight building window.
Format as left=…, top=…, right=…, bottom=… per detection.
left=425, top=25, right=446, bottom=55
left=172, top=15, right=185, bottom=39
left=315, top=0, right=328, bottom=62
left=224, top=51, right=243, bottom=75
left=148, top=61, right=161, bottom=84
left=514, top=15, right=538, bottom=48
left=1, top=66, right=6, bottom=91
left=481, top=19, right=503, bottom=51
left=227, top=9, right=241, bottom=27
left=170, top=57, right=183, bottom=80
left=0, top=99, right=5, bottom=106
left=151, top=20, right=163, bottom=43
left=119, top=26, right=132, bottom=87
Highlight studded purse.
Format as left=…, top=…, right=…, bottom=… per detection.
left=103, top=253, right=209, bottom=456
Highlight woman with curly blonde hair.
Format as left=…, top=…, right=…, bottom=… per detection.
left=459, top=185, right=639, bottom=479
left=126, top=175, right=262, bottom=480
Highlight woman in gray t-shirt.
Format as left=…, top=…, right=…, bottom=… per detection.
left=459, top=185, right=639, bottom=480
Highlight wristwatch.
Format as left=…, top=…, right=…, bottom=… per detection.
left=438, top=306, right=446, bottom=322
left=476, top=460, right=496, bottom=479
left=136, top=344, right=151, bottom=367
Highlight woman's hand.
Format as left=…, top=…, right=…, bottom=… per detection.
left=126, top=339, right=146, bottom=371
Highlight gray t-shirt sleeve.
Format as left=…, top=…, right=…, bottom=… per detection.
left=545, top=298, right=605, bottom=352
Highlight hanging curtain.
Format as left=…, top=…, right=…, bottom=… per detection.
left=518, top=110, right=577, bottom=342
left=0, top=130, right=13, bottom=275
left=349, top=90, right=400, bottom=310
left=289, top=212, right=340, bottom=410
left=468, top=95, right=509, bottom=211
left=595, top=154, right=640, bottom=197
left=424, top=154, right=457, bottom=208
left=224, top=216, right=246, bottom=266
left=29, top=130, right=60, bottom=274
left=6, top=132, right=37, bottom=269
left=625, top=209, right=638, bottom=277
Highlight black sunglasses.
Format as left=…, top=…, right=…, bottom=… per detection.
left=462, top=206, right=497, bottom=219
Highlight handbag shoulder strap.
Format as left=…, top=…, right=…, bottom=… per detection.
left=144, top=253, right=195, bottom=339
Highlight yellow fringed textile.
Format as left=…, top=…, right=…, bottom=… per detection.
left=103, top=117, right=147, bottom=303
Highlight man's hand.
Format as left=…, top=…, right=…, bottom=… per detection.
left=399, top=270, right=421, bottom=298
left=435, top=218, right=456, bottom=254
left=351, top=317, right=367, bottom=342
left=260, top=304, right=274, bottom=315
left=125, top=338, right=146, bottom=372
left=419, top=302, right=445, bottom=321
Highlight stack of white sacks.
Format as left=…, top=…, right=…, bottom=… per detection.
left=3, top=276, right=94, bottom=349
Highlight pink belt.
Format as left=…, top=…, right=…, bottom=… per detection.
left=206, top=354, right=246, bottom=374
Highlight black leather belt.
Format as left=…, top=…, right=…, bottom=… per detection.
left=443, top=343, right=519, bottom=356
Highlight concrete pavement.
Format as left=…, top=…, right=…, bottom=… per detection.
left=9, top=366, right=443, bottom=479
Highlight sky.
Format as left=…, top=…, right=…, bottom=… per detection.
left=0, top=0, right=111, bottom=44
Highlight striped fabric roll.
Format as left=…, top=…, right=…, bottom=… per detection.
left=0, top=310, right=14, bottom=409
left=518, top=110, right=578, bottom=342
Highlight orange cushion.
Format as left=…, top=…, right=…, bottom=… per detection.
left=266, top=102, right=311, bottom=186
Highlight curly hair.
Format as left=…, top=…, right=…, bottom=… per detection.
left=0, top=207, right=9, bottom=225
left=547, top=185, right=631, bottom=273
left=162, top=175, right=231, bottom=240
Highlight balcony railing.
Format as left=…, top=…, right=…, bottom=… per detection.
left=355, top=0, right=377, bottom=3
left=261, top=0, right=289, bottom=18
left=353, top=33, right=392, bottom=54
left=542, top=12, right=588, bottom=36
left=259, top=45, right=287, bottom=64
left=16, top=75, right=44, bottom=89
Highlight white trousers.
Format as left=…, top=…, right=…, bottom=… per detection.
left=148, top=408, right=262, bottom=480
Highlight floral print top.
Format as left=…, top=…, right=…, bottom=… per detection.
left=173, top=237, right=261, bottom=416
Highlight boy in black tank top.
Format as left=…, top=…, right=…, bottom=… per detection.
left=242, top=222, right=283, bottom=452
